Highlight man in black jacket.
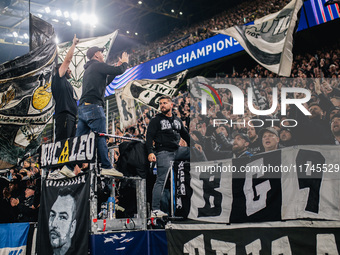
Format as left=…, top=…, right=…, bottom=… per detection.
left=52, top=35, right=79, bottom=142
left=76, top=47, right=129, bottom=177
left=52, top=35, right=79, bottom=178
left=146, top=96, right=190, bottom=217
left=232, top=133, right=253, bottom=158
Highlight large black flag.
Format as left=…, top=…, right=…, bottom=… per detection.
left=29, top=13, right=55, bottom=51
left=0, top=15, right=56, bottom=169
left=37, top=174, right=90, bottom=255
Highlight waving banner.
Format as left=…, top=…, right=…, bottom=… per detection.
left=115, top=88, right=137, bottom=129
left=57, top=30, right=118, bottom=98
left=0, top=15, right=56, bottom=169
left=121, top=70, right=188, bottom=110
left=214, top=0, right=303, bottom=76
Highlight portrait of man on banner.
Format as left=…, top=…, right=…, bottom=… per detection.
left=37, top=174, right=90, bottom=255
left=48, top=188, right=78, bottom=255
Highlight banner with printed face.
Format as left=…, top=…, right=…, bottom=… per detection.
left=186, top=145, right=340, bottom=223
left=36, top=173, right=90, bottom=255
left=122, top=70, right=188, bottom=110
left=40, top=132, right=96, bottom=168
left=166, top=221, right=340, bottom=255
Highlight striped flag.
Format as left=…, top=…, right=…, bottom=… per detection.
left=214, top=0, right=304, bottom=77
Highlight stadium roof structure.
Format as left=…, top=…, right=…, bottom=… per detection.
left=0, top=0, right=243, bottom=63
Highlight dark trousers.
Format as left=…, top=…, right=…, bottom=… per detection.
left=152, top=147, right=190, bottom=210
left=54, top=112, right=76, bottom=141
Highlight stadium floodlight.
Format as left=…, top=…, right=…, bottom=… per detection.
left=135, top=32, right=138, bottom=35
left=179, top=11, right=183, bottom=15
left=71, top=13, right=78, bottom=20
left=52, top=19, right=59, bottom=23
left=138, top=1, right=142, bottom=4
left=56, top=9, right=62, bottom=16
left=12, top=31, right=18, bottom=37
left=126, top=31, right=130, bottom=34
left=80, top=13, right=88, bottom=24
left=23, top=33, right=28, bottom=39
left=45, top=7, right=50, bottom=13
left=66, top=21, right=71, bottom=26
left=90, top=15, right=98, bottom=25
left=64, top=11, right=69, bottom=18
left=171, top=9, right=175, bottom=13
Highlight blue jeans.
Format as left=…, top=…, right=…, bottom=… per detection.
left=152, top=147, right=189, bottom=211
left=76, top=104, right=112, bottom=169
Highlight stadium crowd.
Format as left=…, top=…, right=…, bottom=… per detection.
left=118, top=0, right=292, bottom=66
left=1, top=43, right=339, bottom=222
left=0, top=157, right=41, bottom=223
left=1, top=0, right=340, bottom=223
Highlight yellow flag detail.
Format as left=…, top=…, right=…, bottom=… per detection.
left=58, top=140, right=69, bottom=163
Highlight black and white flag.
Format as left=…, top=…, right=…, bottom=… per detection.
left=121, top=70, right=188, bottom=110
left=57, top=30, right=118, bottom=98
left=0, top=15, right=56, bottom=169
left=29, top=13, right=55, bottom=51
left=115, top=88, right=137, bottom=129
left=214, top=0, right=303, bottom=77
left=37, top=174, right=90, bottom=255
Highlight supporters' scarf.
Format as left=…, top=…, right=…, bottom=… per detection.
left=214, top=0, right=303, bottom=77
left=120, top=70, right=188, bottom=110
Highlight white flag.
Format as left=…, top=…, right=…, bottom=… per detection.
left=121, top=70, right=188, bottom=110
left=214, top=0, right=303, bottom=77
left=57, top=30, right=118, bottom=98
left=115, top=88, right=137, bottom=129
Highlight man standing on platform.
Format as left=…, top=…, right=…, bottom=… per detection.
left=51, top=35, right=79, bottom=178
left=146, top=96, right=191, bottom=218
left=76, top=47, right=129, bottom=177
left=52, top=34, right=79, bottom=142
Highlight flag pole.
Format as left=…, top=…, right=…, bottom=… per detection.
left=29, top=0, right=32, bottom=51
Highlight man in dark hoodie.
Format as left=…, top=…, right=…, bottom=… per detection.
left=76, top=47, right=129, bottom=177
left=146, top=95, right=191, bottom=218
